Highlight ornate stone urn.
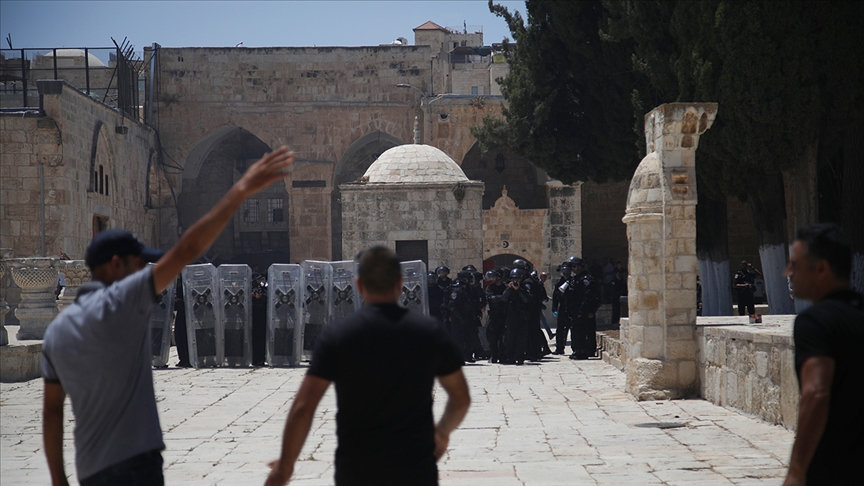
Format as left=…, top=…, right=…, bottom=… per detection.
left=9, top=257, right=60, bottom=340
left=0, top=249, right=12, bottom=345
left=57, top=260, right=91, bottom=312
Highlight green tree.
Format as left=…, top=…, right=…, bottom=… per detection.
left=472, top=0, right=654, bottom=184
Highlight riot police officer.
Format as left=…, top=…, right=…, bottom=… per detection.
left=429, top=265, right=451, bottom=326
left=469, top=269, right=489, bottom=360
left=552, top=261, right=575, bottom=355
left=446, top=270, right=475, bottom=362
left=503, top=267, right=532, bottom=365
left=484, top=269, right=507, bottom=363
left=568, top=258, right=601, bottom=360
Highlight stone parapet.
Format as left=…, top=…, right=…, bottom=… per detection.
left=696, top=315, right=798, bottom=429
left=0, top=326, right=42, bottom=382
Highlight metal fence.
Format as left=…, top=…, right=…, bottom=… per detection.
left=0, top=42, right=144, bottom=120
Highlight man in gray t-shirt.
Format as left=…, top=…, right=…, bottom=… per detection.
left=42, top=147, right=295, bottom=486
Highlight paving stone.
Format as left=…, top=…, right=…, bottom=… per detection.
left=0, top=347, right=794, bottom=484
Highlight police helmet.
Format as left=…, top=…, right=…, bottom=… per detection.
left=568, top=256, right=584, bottom=267
left=512, top=258, right=529, bottom=270
left=473, top=271, right=483, bottom=285
left=427, top=271, right=436, bottom=285
left=485, top=269, right=500, bottom=281
left=436, top=265, right=450, bottom=276
left=456, top=270, right=472, bottom=282
left=509, top=267, right=526, bottom=280
left=462, top=264, right=477, bottom=273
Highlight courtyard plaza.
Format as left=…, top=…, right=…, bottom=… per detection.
left=1, top=342, right=793, bottom=485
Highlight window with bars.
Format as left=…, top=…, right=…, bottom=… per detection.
left=242, top=199, right=260, bottom=223
left=267, top=198, right=284, bottom=223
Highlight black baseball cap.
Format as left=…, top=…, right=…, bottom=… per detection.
left=85, top=229, right=164, bottom=270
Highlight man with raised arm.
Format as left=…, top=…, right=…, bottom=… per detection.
left=782, top=223, right=863, bottom=486
left=42, top=147, right=294, bottom=486
left=265, top=246, right=471, bottom=486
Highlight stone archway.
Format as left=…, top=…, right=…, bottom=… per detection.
left=331, top=130, right=403, bottom=260
left=178, top=127, right=278, bottom=263
left=461, top=142, right=549, bottom=210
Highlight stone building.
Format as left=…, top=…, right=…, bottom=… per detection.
left=1, top=21, right=580, bottom=324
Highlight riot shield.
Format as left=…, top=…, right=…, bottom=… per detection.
left=218, top=264, right=252, bottom=367
left=182, top=264, right=221, bottom=368
left=330, top=260, right=361, bottom=322
left=399, top=260, right=429, bottom=316
left=267, top=264, right=302, bottom=367
left=300, top=261, right=332, bottom=360
left=149, top=269, right=176, bottom=367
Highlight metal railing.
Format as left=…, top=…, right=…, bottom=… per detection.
left=1, top=40, right=144, bottom=120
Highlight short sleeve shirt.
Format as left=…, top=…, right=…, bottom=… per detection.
left=308, top=303, right=462, bottom=486
left=793, top=289, right=864, bottom=482
left=42, top=266, right=164, bottom=480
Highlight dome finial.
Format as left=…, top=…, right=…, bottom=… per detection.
left=413, top=116, right=421, bottom=144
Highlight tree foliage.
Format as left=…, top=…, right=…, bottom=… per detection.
left=471, top=0, right=655, bottom=184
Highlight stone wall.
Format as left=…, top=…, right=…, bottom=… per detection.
left=0, top=80, right=159, bottom=258
left=147, top=46, right=500, bottom=262
left=340, top=182, right=484, bottom=271
left=451, top=64, right=491, bottom=95
left=482, top=188, right=548, bottom=272
left=695, top=317, right=799, bottom=429
left=601, top=316, right=800, bottom=429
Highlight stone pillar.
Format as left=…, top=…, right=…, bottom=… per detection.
left=0, top=249, right=12, bottom=346
left=9, top=258, right=60, bottom=340
left=56, top=260, right=91, bottom=312
left=622, top=103, right=717, bottom=400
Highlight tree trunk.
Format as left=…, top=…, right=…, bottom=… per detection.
left=696, top=190, right=732, bottom=316
left=748, top=172, right=795, bottom=314
left=841, top=119, right=864, bottom=294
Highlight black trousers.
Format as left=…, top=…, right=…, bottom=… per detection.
left=504, top=319, right=528, bottom=363
left=486, top=317, right=506, bottom=360
left=737, top=291, right=755, bottom=316
left=571, top=315, right=597, bottom=357
left=555, top=313, right=574, bottom=353
left=174, top=308, right=189, bottom=366
left=81, top=450, right=163, bottom=486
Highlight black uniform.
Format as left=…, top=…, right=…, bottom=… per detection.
left=552, top=274, right=575, bottom=354
left=445, top=281, right=474, bottom=361
left=432, top=276, right=452, bottom=328
left=251, top=276, right=268, bottom=366
left=569, top=270, right=601, bottom=360
left=173, top=278, right=190, bottom=367
left=526, top=273, right=550, bottom=360
left=485, top=280, right=508, bottom=362
left=469, top=282, right=488, bottom=359
left=503, top=278, right=532, bottom=364
left=734, top=268, right=757, bottom=316
left=606, top=275, right=627, bottom=324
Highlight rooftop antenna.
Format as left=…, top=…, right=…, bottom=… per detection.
left=5, top=33, right=12, bottom=49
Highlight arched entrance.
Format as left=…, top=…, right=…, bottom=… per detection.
left=178, top=126, right=286, bottom=264
left=331, top=131, right=403, bottom=259
left=461, top=143, right=549, bottom=210
left=483, top=253, right=533, bottom=273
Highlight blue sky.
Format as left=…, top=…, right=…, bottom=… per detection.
left=1, top=1, right=525, bottom=57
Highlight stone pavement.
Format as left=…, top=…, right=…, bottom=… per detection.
left=1, top=348, right=794, bottom=485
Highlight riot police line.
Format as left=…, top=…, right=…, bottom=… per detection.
left=148, top=260, right=429, bottom=368
left=427, top=256, right=602, bottom=365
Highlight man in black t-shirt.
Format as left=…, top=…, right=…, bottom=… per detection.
left=783, top=224, right=863, bottom=486
left=265, top=246, right=471, bottom=486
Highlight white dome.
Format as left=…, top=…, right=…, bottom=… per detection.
left=362, top=144, right=468, bottom=183
left=44, top=49, right=107, bottom=67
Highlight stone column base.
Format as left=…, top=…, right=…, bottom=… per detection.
left=626, top=357, right=698, bottom=401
